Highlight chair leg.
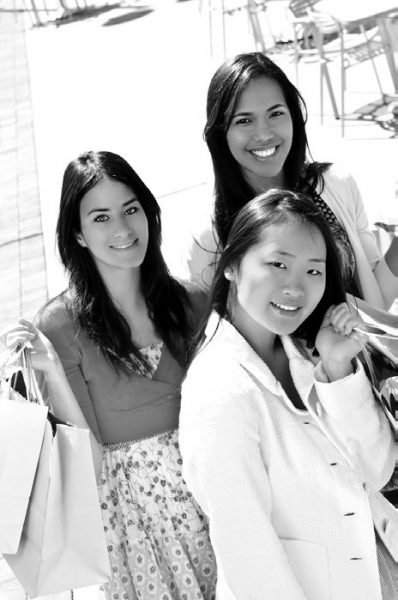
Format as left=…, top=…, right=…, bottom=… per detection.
left=320, top=62, right=324, bottom=124
left=361, top=24, right=385, bottom=98
left=340, top=30, right=345, bottom=137
left=377, top=17, right=398, bottom=94
left=293, top=27, right=300, bottom=87
left=315, top=29, right=339, bottom=121
left=313, top=28, right=339, bottom=123
left=247, top=0, right=266, bottom=53
left=322, top=62, right=339, bottom=120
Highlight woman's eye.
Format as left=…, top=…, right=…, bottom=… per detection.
left=271, top=261, right=286, bottom=269
left=125, top=206, right=138, bottom=215
left=235, top=117, right=251, bottom=125
left=94, top=214, right=109, bottom=223
left=270, top=110, right=285, bottom=118
left=308, top=269, right=322, bottom=276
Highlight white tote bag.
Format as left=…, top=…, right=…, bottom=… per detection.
left=5, top=418, right=110, bottom=596
left=0, top=352, right=48, bottom=554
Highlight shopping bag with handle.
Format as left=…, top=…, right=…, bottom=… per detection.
left=0, top=348, right=48, bottom=554
left=347, top=294, right=398, bottom=438
left=4, top=401, right=110, bottom=596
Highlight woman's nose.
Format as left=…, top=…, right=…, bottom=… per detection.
left=283, top=277, right=304, bottom=297
left=113, top=216, right=134, bottom=236
left=253, top=120, right=273, bottom=142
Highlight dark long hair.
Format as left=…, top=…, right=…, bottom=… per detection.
left=204, top=52, right=330, bottom=246
left=189, top=189, right=346, bottom=362
left=56, top=150, right=193, bottom=371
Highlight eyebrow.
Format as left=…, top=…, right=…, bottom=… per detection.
left=232, top=103, right=286, bottom=117
left=87, top=197, right=138, bottom=216
left=276, top=251, right=326, bottom=263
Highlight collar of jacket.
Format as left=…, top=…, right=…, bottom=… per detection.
left=204, top=311, right=315, bottom=410
left=203, top=312, right=360, bottom=469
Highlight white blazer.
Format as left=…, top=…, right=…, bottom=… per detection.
left=179, top=314, right=396, bottom=600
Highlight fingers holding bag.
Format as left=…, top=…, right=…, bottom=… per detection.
left=1, top=319, right=61, bottom=375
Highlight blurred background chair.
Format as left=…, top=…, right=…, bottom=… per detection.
left=288, top=0, right=388, bottom=135
left=200, top=0, right=288, bottom=58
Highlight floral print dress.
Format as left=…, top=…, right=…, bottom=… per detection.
left=98, top=342, right=217, bottom=600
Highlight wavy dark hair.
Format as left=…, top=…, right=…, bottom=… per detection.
left=189, top=189, right=346, bottom=362
left=204, top=52, right=330, bottom=246
left=56, top=150, right=193, bottom=371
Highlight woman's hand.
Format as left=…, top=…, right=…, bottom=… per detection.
left=315, top=303, right=368, bottom=382
left=1, top=319, right=61, bottom=376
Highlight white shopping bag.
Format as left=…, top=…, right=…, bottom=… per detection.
left=0, top=358, right=48, bottom=554
left=5, top=418, right=110, bottom=596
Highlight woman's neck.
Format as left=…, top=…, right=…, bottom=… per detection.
left=230, top=302, right=276, bottom=363
left=246, top=170, right=286, bottom=195
left=101, top=267, right=144, bottom=315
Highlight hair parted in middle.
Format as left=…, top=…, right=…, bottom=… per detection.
left=204, top=52, right=330, bottom=246
left=189, top=188, right=346, bottom=362
left=53, top=150, right=193, bottom=372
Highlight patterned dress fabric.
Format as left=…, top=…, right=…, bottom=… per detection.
left=98, top=342, right=217, bottom=600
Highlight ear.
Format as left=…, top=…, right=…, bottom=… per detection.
left=75, top=232, right=87, bottom=248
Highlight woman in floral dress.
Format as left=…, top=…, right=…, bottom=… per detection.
left=7, top=151, right=216, bottom=599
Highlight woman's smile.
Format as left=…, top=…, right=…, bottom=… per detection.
left=109, top=238, right=138, bottom=250
left=249, top=145, right=279, bottom=161
left=270, top=301, right=301, bottom=315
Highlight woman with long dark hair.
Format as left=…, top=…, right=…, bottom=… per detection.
left=7, top=151, right=217, bottom=599
left=185, top=52, right=398, bottom=309
left=180, top=189, right=396, bottom=599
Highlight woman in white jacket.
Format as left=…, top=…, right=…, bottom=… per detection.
left=180, top=189, right=396, bottom=599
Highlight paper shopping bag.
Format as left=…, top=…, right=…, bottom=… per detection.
left=347, top=294, right=398, bottom=437
left=4, top=419, right=110, bottom=597
left=0, top=378, right=48, bottom=554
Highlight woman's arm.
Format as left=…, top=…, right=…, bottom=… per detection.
left=180, top=369, right=309, bottom=599
left=185, top=223, right=219, bottom=291
left=34, top=306, right=103, bottom=443
left=352, top=175, right=398, bottom=307
left=383, top=236, right=398, bottom=276
left=2, top=320, right=102, bottom=478
left=315, top=305, right=395, bottom=490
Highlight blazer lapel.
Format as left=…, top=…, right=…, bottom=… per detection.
left=206, top=315, right=363, bottom=468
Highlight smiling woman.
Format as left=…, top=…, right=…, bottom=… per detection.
left=18, top=151, right=217, bottom=599
left=76, top=178, right=149, bottom=281
left=182, top=52, right=398, bottom=311
left=180, top=189, right=396, bottom=599
left=226, top=219, right=326, bottom=345
left=225, top=77, right=293, bottom=193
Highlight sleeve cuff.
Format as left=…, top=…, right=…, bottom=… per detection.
left=313, top=359, right=375, bottom=419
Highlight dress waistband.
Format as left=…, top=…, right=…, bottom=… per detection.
left=103, top=427, right=178, bottom=451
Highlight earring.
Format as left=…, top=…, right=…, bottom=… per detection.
left=224, top=271, right=233, bottom=281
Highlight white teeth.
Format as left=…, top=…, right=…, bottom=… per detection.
left=273, top=302, right=298, bottom=311
left=111, top=241, right=136, bottom=249
left=251, top=147, right=277, bottom=158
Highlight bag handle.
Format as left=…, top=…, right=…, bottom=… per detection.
left=21, top=349, right=45, bottom=406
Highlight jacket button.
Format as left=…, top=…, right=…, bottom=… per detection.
left=330, top=462, right=338, bottom=466
left=344, top=512, right=355, bottom=516
left=350, top=557, right=363, bottom=560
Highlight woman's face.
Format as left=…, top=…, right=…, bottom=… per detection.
left=77, top=176, right=149, bottom=280
left=226, top=77, right=293, bottom=192
left=229, top=219, right=326, bottom=340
